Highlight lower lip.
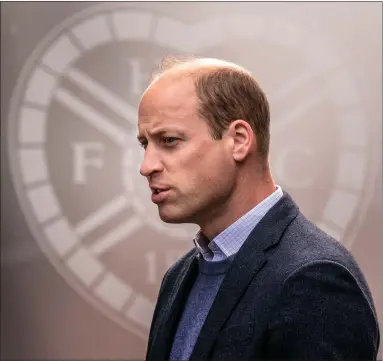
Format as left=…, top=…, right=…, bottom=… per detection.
left=151, top=189, right=171, bottom=204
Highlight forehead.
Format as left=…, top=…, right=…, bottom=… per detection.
left=138, top=75, right=197, bottom=121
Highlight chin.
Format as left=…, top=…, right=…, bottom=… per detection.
left=158, top=212, right=186, bottom=224
left=158, top=206, right=194, bottom=224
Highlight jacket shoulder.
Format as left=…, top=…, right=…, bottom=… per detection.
left=274, top=212, right=375, bottom=304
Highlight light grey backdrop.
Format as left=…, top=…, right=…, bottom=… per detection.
left=1, top=1, right=381, bottom=359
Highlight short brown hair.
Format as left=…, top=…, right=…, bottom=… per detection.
left=151, top=55, right=271, bottom=160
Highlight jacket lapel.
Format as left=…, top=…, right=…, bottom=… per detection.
left=190, top=192, right=299, bottom=359
left=149, top=250, right=199, bottom=360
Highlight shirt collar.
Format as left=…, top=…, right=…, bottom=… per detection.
left=194, top=185, right=283, bottom=262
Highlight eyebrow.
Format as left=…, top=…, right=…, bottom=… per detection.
left=137, top=127, right=186, bottom=142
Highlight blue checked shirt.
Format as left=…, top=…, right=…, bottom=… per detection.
left=193, top=185, right=283, bottom=262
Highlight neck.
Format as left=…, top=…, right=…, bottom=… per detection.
left=198, top=168, right=277, bottom=241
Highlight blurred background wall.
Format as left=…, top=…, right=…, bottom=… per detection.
left=1, top=1, right=382, bottom=359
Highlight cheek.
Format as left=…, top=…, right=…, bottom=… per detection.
left=187, top=148, right=231, bottom=187
left=168, top=141, right=231, bottom=188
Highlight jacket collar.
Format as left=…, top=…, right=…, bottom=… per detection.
left=149, top=191, right=299, bottom=360
left=189, top=191, right=299, bottom=359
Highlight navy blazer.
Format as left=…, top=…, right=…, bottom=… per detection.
left=146, top=192, right=380, bottom=360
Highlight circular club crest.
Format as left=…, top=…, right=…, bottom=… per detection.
left=7, top=3, right=376, bottom=339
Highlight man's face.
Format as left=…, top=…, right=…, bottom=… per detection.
left=137, top=75, right=236, bottom=225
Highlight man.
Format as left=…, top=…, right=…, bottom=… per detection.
left=137, top=56, right=380, bottom=360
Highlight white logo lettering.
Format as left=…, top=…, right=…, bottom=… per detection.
left=73, top=142, right=105, bottom=184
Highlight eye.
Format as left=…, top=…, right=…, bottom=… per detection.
left=162, top=137, right=178, bottom=145
left=139, top=140, right=148, bottom=149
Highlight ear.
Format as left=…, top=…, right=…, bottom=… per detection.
left=226, top=120, right=255, bottom=162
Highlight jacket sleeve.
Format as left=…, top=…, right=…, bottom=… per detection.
left=266, top=260, right=380, bottom=360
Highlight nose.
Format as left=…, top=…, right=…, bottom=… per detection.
left=139, top=145, right=163, bottom=177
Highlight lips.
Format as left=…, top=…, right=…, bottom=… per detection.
left=151, top=189, right=171, bottom=204
left=150, top=186, right=170, bottom=195
left=149, top=185, right=171, bottom=204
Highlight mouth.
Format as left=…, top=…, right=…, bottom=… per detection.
left=151, top=188, right=171, bottom=204
left=151, top=187, right=170, bottom=195
left=149, top=184, right=171, bottom=201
